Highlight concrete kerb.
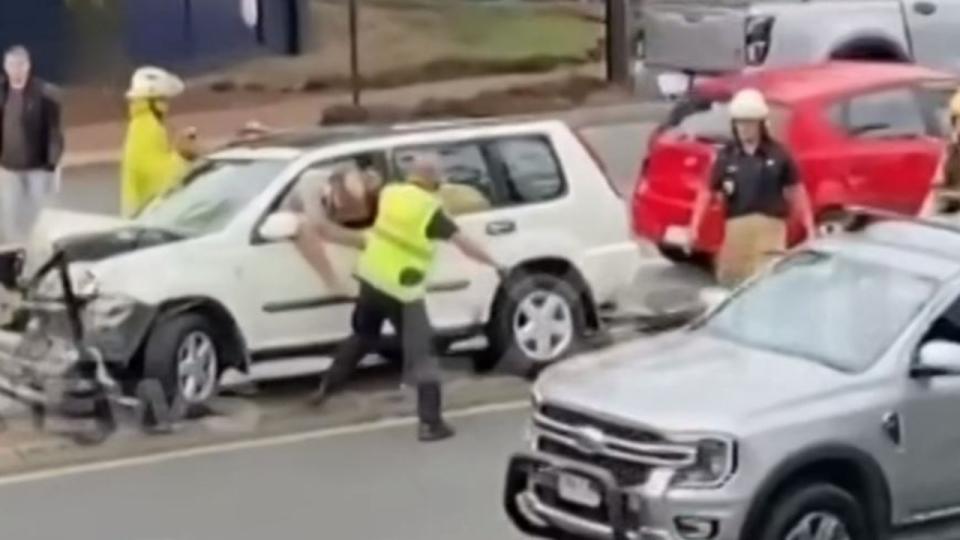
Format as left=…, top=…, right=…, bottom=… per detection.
left=61, top=101, right=672, bottom=169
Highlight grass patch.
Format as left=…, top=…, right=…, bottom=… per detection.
left=320, top=75, right=612, bottom=125
left=447, top=5, right=600, bottom=59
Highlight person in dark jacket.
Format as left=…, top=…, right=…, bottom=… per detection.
left=688, top=88, right=815, bottom=288
left=0, top=45, right=63, bottom=245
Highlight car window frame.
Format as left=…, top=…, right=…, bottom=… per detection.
left=391, top=140, right=508, bottom=207
left=915, top=78, right=959, bottom=139
left=250, top=149, right=390, bottom=244
left=486, top=135, right=569, bottom=206
left=829, top=83, right=930, bottom=141
left=389, top=134, right=568, bottom=212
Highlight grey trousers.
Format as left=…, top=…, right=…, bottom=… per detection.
left=326, top=282, right=444, bottom=424
left=0, top=168, right=56, bottom=245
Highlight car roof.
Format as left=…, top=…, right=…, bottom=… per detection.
left=814, top=218, right=960, bottom=280
left=217, top=118, right=565, bottom=156
left=697, top=61, right=955, bottom=104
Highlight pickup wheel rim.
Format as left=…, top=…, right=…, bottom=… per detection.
left=513, top=290, right=574, bottom=362
left=177, top=331, right=218, bottom=405
left=784, top=512, right=851, bottom=540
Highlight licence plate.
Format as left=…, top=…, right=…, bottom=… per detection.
left=656, top=72, right=692, bottom=98
left=557, top=472, right=601, bottom=508
left=663, top=225, right=690, bottom=246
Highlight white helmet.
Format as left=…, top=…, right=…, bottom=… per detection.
left=729, top=88, right=769, bottom=121
left=126, top=66, right=185, bottom=100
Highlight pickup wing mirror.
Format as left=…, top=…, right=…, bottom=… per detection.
left=258, top=212, right=301, bottom=242
left=913, top=340, right=960, bottom=378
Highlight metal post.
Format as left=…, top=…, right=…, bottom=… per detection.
left=348, top=0, right=361, bottom=106
left=606, top=0, right=633, bottom=88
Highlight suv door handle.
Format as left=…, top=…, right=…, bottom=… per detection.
left=486, top=220, right=516, bottom=236
left=914, top=1, right=936, bottom=15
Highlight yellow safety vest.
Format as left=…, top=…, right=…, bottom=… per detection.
left=355, top=184, right=441, bottom=302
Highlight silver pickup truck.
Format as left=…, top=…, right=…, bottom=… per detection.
left=642, top=0, right=960, bottom=94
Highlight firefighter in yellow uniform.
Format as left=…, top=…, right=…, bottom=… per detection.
left=303, top=155, right=505, bottom=442
left=121, top=66, right=197, bottom=218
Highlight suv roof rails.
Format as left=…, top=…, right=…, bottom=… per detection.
left=844, top=206, right=960, bottom=235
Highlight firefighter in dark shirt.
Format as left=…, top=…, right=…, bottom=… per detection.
left=688, top=88, right=816, bottom=288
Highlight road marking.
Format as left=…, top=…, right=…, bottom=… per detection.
left=0, top=400, right=528, bottom=487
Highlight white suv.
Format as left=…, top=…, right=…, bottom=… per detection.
left=4, top=120, right=641, bottom=413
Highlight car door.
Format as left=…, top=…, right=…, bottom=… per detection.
left=391, top=134, right=570, bottom=334
left=903, top=0, right=960, bottom=73
left=899, top=293, right=960, bottom=515
left=391, top=140, right=505, bottom=332
left=243, top=152, right=388, bottom=354
left=829, top=85, right=942, bottom=214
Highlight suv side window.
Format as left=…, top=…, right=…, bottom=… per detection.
left=490, top=137, right=565, bottom=204
left=394, top=142, right=500, bottom=216
left=832, top=87, right=927, bottom=139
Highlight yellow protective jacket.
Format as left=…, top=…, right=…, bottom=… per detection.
left=355, top=184, right=441, bottom=302
left=121, top=99, right=187, bottom=218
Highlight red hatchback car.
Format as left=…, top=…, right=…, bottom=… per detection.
left=632, top=61, right=957, bottom=261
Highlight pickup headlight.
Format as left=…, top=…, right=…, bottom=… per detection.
left=671, top=436, right=737, bottom=489
left=745, top=15, right=775, bottom=65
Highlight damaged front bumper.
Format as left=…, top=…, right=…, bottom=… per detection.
left=0, top=328, right=134, bottom=415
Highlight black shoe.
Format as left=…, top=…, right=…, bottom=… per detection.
left=418, top=421, right=455, bottom=442
left=307, top=379, right=330, bottom=408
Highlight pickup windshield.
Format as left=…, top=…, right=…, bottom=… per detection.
left=136, top=158, right=289, bottom=238
left=704, top=251, right=936, bottom=373
left=659, top=94, right=790, bottom=143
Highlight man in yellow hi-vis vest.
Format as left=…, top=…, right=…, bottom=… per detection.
left=302, top=155, right=505, bottom=442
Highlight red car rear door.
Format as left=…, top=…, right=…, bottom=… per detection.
left=828, top=85, right=942, bottom=215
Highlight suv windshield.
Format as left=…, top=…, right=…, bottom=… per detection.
left=136, top=158, right=289, bottom=237
left=704, top=251, right=937, bottom=372
left=661, top=94, right=790, bottom=143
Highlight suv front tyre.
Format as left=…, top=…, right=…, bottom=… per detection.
left=479, top=272, right=585, bottom=376
left=140, top=312, right=222, bottom=426
left=759, top=483, right=871, bottom=540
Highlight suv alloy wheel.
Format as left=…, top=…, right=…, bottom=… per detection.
left=479, top=273, right=585, bottom=376
left=140, top=312, right=222, bottom=426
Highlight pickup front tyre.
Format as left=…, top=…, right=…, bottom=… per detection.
left=140, top=312, right=222, bottom=426
left=758, top=483, right=870, bottom=540
left=478, top=273, right=585, bottom=376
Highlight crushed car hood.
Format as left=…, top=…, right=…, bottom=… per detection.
left=536, top=331, right=868, bottom=434
left=22, top=209, right=181, bottom=272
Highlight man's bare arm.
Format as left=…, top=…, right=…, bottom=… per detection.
left=308, top=213, right=367, bottom=250
left=451, top=232, right=499, bottom=269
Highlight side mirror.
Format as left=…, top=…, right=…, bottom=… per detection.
left=258, top=212, right=301, bottom=242
left=913, top=340, right=960, bottom=378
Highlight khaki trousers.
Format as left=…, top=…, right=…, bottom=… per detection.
left=716, top=214, right=786, bottom=288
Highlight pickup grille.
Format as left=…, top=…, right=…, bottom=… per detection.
left=533, top=404, right=696, bottom=486
left=537, top=437, right=650, bottom=486
left=540, top=404, right=663, bottom=444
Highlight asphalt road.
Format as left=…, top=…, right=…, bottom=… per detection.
left=0, top=120, right=705, bottom=540
left=0, top=405, right=529, bottom=540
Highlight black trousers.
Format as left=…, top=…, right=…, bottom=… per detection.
left=326, top=282, right=444, bottom=424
